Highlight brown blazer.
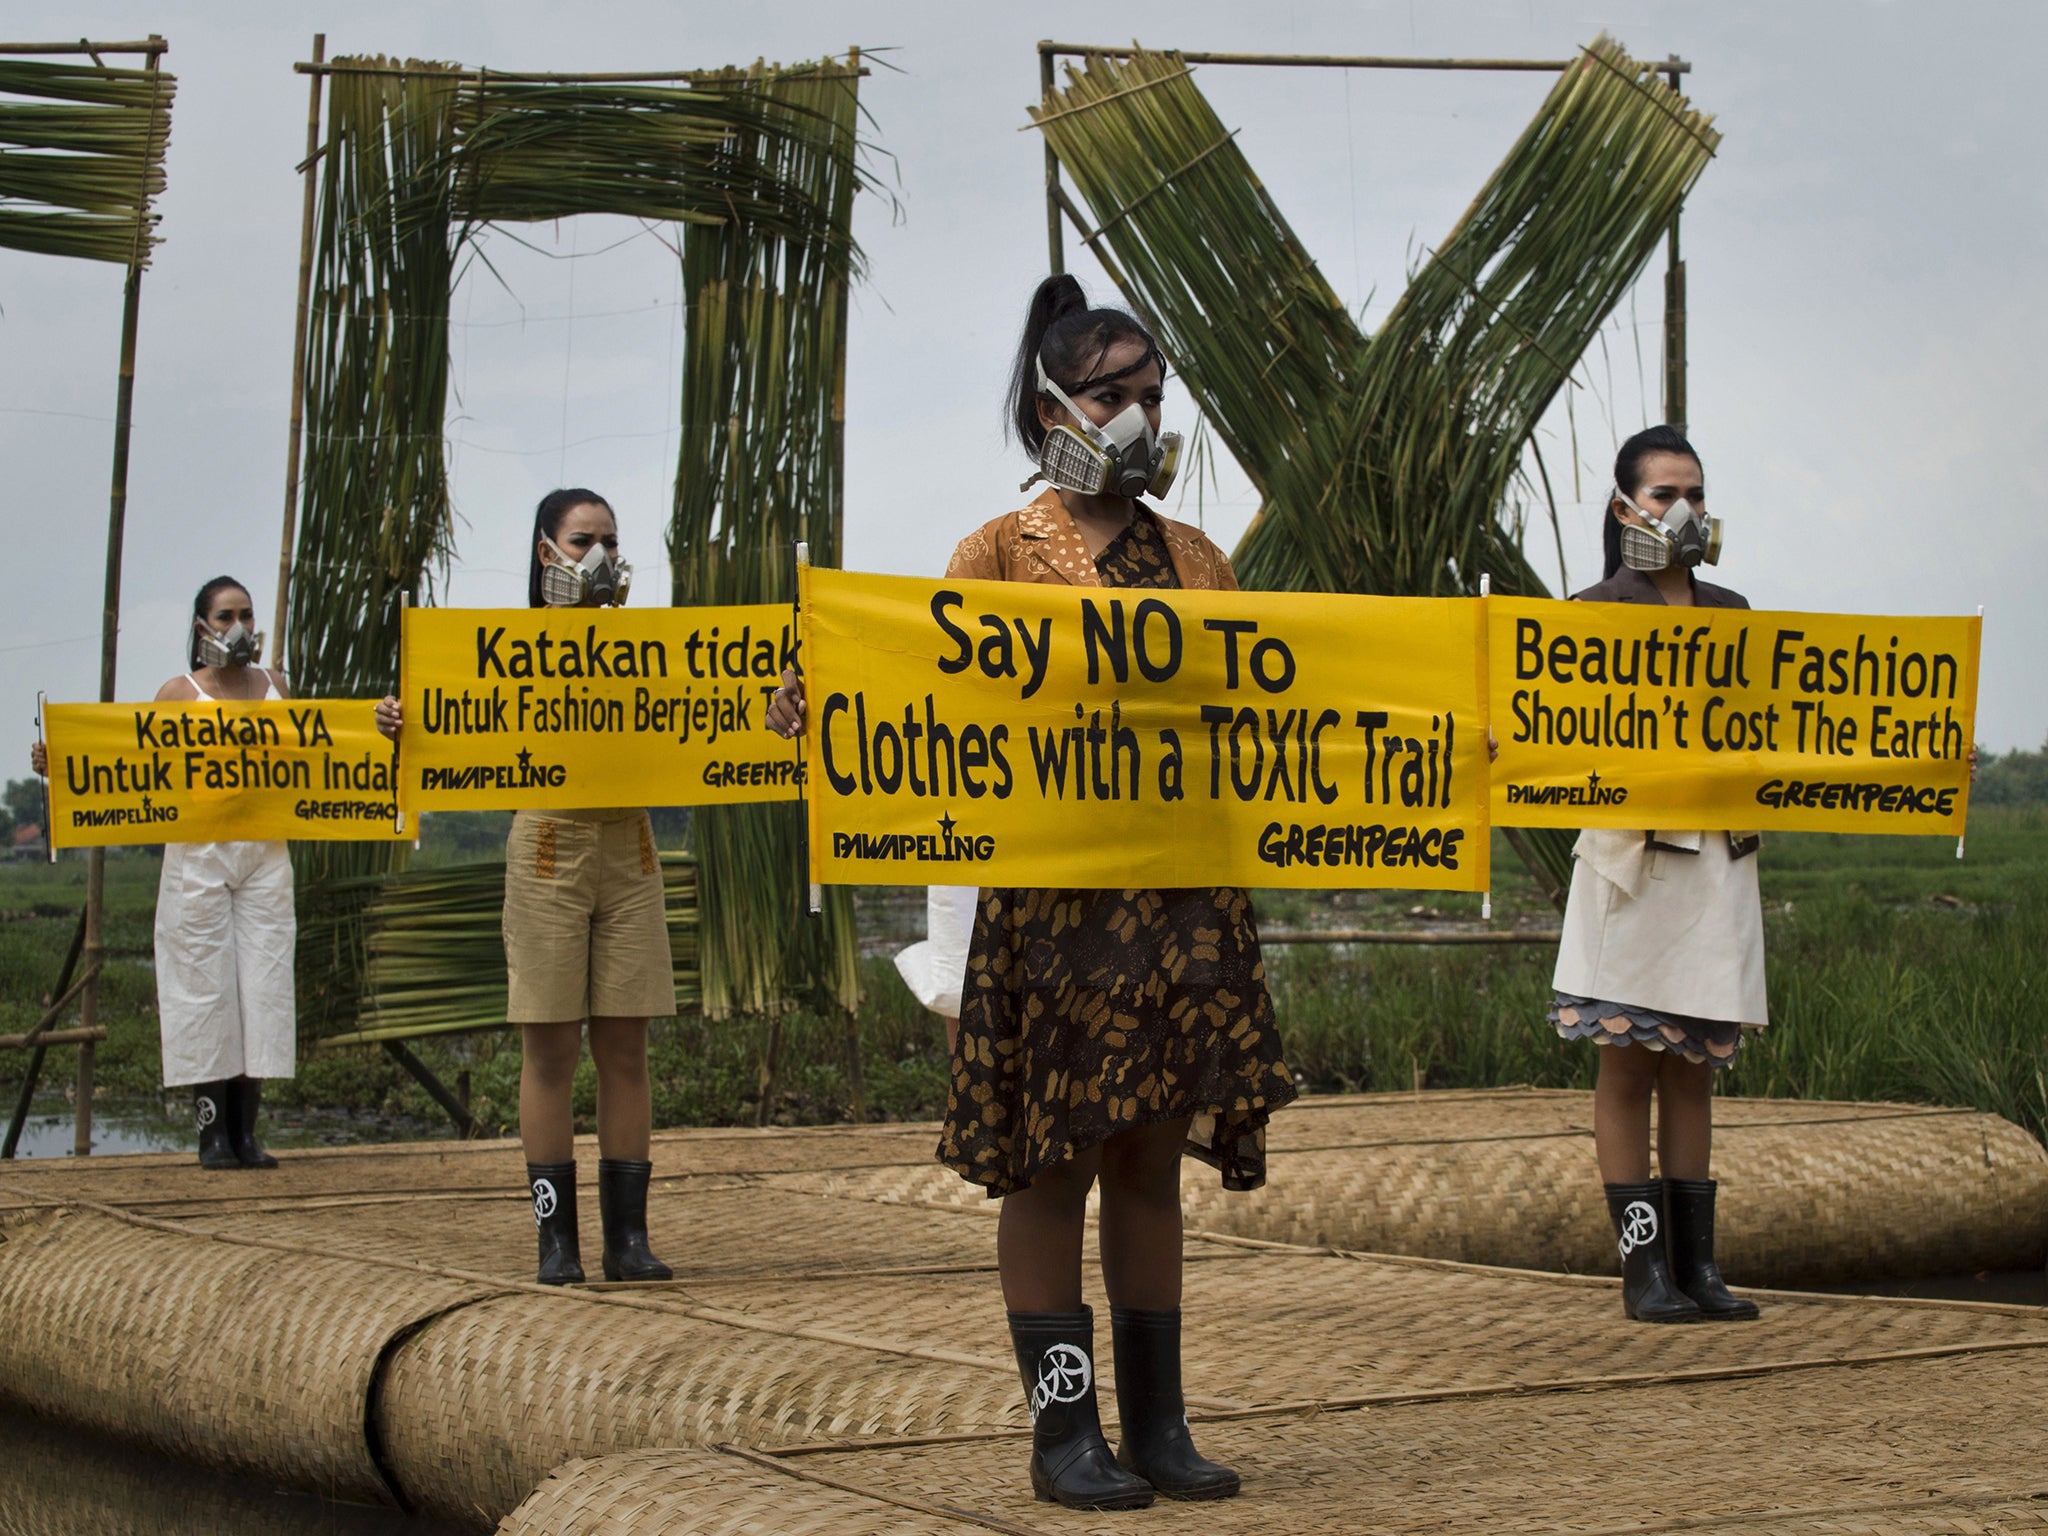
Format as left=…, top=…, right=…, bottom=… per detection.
left=1571, top=565, right=1749, bottom=610
left=946, top=488, right=1239, bottom=592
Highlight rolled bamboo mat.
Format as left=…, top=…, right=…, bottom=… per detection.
left=496, top=1449, right=996, bottom=1536
left=0, top=1205, right=489, bottom=1504
left=1184, top=1104, right=2048, bottom=1284
left=0, top=1401, right=448, bottom=1536
left=782, top=1099, right=2048, bottom=1285
left=375, top=1289, right=1029, bottom=1523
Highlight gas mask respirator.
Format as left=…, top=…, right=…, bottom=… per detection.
left=1616, top=490, right=1723, bottom=572
left=539, top=538, right=632, bottom=608
left=195, top=622, right=263, bottom=669
left=1027, top=359, right=1182, bottom=501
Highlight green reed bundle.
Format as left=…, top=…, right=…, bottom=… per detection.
left=0, top=58, right=175, bottom=265
left=670, top=58, right=869, bottom=1019
left=288, top=53, right=868, bottom=1037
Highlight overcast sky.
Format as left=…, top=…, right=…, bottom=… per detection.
left=7, top=0, right=2044, bottom=781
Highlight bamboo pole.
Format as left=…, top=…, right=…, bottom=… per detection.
left=273, top=33, right=324, bottom=658
left=1039, top=42, right=1674, bottom=72
left=754, top=1013, right=783, bottom=1129
left=381, top=1040, right=478, bottom=1137
left=71, top=38, right=168, bottom=1157
left=0, top=38, right=168, bottom=56
left=1259, top=929, right=1560, bottom=946
left=0, top=1028, right=108, bottom=1051
left=1, top=912, right=87, bottom=1159
left=1662, top=56, right=1689, bottom=432
left=1040, top=43, right=1062, bottom=273
left=292, top=60, right=869, bottom=82
left=833, top=49, right=866, bottom=1128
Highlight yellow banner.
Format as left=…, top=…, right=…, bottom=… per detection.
left=44, top=700, right=405, bottom=848
left=1490, top=598, right=1980, bottom=834
left=800, top=567, right=1489, bottom=890
left=399, top=605, right=802, bottom=812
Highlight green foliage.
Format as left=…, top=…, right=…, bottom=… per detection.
left=0, top=58, right=175, bottom=266
left=1974, top=740, right=2048, bottom=806
left=0, top=777, right=42, bottom=838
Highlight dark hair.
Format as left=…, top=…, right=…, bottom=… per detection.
left=528, top=488, right=614, bottom=607
left=1006, top=273, right=1164, bottom=455
left=189, top=576, right=252, bottom=669
left=1603, top=425, right=1704, bottom=580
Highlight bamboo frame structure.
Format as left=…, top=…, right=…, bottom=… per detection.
left=0, top=36, right=173, bottom=1157
left=1034, top=40, right=1695, bottom=432
left=278, top=45, right=871, bottom=1115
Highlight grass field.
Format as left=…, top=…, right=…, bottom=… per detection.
left=2, top=808, right=2042, bottom=1147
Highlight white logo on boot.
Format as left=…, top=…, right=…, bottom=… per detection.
left=1619, top=1200, right=1659, bottom=1258
left=1031, top=1343, right=1092, bottom=1417
left=195, top=1096, right=218, bottom=1129
left=531, top=1179, right=558, bottom=1226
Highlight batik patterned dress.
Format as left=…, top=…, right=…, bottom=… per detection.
left=937, top=510, right=1298, bottom=1197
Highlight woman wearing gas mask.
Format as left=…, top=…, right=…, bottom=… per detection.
left=1550, top=425, right=1763, bottom=1324
left=32, top=577, right=296, bottom=1168
left=375, top=489, right=673, bottom=1286
left=767, top=276, right=1294, bottom=1511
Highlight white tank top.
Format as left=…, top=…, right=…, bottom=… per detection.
left=186, top=671, right=282, bottom=702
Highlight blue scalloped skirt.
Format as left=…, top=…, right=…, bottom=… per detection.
left=1549, top=991, right=1753, bottom=1070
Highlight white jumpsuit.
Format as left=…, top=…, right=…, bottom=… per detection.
left=153, top=673, right=298, bottom=1086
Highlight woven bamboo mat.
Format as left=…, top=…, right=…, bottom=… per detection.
left=737, top=1348, right=2048, bottom=1536
left=0, top=1204, right=491, bottom=1503
left=2, top=1091, right=2044, bottom=1533
left=760, top=1097, right=2048, bottom=1284
left=0, top=1119, right=945, bottom=1215
left=0, top=1401, right=454, bottom=1536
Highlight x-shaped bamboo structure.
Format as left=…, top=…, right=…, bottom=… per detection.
left=1030, top=35, right=1719, bottom=603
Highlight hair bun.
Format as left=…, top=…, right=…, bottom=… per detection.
left=1036, top=272, right=1088, bottom=322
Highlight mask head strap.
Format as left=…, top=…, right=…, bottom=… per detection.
left=1036, top=337, right=1168, bottom=431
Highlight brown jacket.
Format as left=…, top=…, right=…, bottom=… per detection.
left=946, top=488, right=1239, bottom=591
left=1571, top=565, right=1749, bottom=610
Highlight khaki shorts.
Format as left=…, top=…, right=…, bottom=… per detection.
left=504, top=809, right=677, bottom=1023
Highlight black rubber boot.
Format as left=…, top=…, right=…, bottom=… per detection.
left=194, top=1083, right=238, bottom=1170
left=1110, top=1307, right=1240, bottom=1500
left=597, top=1158, right=673, bottom=1281
left=1008, top=1309, right=1155, bottom=1510
left=527, top=1162, right=585, bottom=1285
left=226, top=1077, right=279, bottom=1169
left=1665, top=1177, right=1760, bottom=1320
left=1606, top=1180, right=1701, bottom=1323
